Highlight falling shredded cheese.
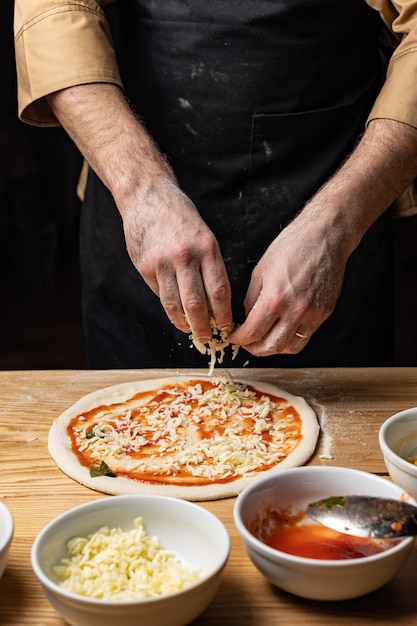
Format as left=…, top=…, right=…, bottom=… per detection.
left=53, top=517, right=202, bottom=600
left=190, top=318, right=239, bottom=375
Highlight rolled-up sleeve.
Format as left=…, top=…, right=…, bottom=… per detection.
left=368, top=0, right=417, bottom=128
left=366, top=0, right=417, bottom=216
left=14, top=0, right=123, bottom=126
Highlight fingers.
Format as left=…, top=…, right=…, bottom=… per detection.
left=228, top=220, right=344, bottom=356
left=230, top=314, right=316, bottom=357
left=177, top=269, right=213, bottom=341
left=228, top=280, right=321, bottom=356
left=201, top=253, right=233, bottom=332
left=155, top=239, right=232, bottom=343
left=156, top=260, right=211, bottom=339
left=124, top=183, right=233, bottom=342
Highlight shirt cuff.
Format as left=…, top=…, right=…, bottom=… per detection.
left=368, top=49, right=417, bottom=129
left=15, top=3, right=123, bottom=126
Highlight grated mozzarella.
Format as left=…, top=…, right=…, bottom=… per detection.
left=53, top=517, right=201, bottom=600
left=190, top=319, right=239, bottom=375
left=70, top=376, right=299, bottom=483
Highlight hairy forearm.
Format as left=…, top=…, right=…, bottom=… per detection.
left=298, top=118, right=417, bottom=258
left=46, top=83, right=176, bottom=214
left=47, top=82, right=233, bottom=340
left=229, top=119, right=417, bottom=354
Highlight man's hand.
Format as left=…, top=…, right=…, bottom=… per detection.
left=230, top=118, right=417, bottom=356
left=121, top=180, right=232, bottom=342
left=47, top=83, right=233, bottom=342
left=229, top=210, right=345, bottom=355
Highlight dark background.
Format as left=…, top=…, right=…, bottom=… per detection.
left=1, top=1, right=416, bottom=369
left=0, top=0, right=86, bottom=369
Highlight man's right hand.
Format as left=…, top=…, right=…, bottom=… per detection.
left=47, top=83, right=233, bottom=342
left=121, top=178, right=233, bottom=343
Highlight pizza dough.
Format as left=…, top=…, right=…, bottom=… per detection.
left=48, top=374, right=319, bottom=501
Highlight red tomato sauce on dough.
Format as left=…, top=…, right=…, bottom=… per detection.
left=67, top=379, right=302, bottom=486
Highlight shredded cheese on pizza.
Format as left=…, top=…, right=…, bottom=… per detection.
left=69, top=376, right=301, bottom=485
left=53, top=517, right=201, bottom=600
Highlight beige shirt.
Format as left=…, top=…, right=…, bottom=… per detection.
left=13, top=0, right=417, bottom=215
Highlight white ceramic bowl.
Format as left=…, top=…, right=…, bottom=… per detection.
left=379, top=407, right=417, bottom=501
left=234, top=466, right=415, bottom=601
left=0, top=501, right=14, bottom=579
left=32, top=495, right=230, bottom=626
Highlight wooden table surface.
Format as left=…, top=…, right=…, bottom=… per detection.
left=1, top=367, right=417, bottom=625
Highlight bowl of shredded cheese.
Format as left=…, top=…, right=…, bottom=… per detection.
left=31, top=495, right=230, bottom=626
left=0, top=501, right=13, bottom=580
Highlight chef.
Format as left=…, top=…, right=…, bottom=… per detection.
left=14, top=0, right=417, bottom=367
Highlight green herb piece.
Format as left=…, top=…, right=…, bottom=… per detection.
left=90, top=460, right=116, bottom=478
left=309, top=496, right=347, bottom=509
left=86, top=426, right=96, bottom=439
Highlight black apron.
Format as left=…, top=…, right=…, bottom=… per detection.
left=81, top=0, right=394, bottom=368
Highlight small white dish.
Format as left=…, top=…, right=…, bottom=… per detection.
left=0, top=500, right=14, bottom=580
left=32, top=495, right=230, bottom=626
left=234, top=466, right=415, bottom=601
left=379, top=407, right=417, bottom=501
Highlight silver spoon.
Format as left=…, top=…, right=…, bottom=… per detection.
left=306, top=496, right=417, bottom=539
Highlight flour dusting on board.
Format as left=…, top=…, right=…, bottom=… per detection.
left=303, top=396, right=333, bottom=461
left=316, top=405, right=333, bottom=460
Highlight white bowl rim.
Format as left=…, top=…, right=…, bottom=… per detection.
left=0, top=500, right=14, bottom=552
left=379, top=408, right=417, bottom=475
left=31, top=494, right=230, bottom=606
left=234, top=466, right=415, bottom=567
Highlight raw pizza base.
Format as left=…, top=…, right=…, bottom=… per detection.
left=48, top=374, right=319, bottom=501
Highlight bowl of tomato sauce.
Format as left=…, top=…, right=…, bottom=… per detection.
left=234, top=466, right=415, bottom=601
